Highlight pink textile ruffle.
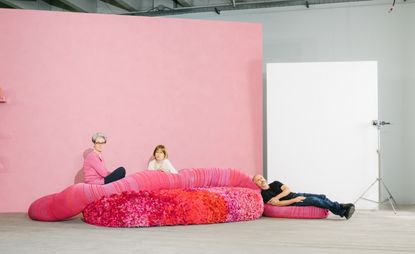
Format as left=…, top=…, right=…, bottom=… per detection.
left=83, top=187, right=263, bottom=227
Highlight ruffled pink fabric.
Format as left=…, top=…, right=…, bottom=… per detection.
left=28, top=168, right=259, bottom=221
left=263, top=204, right=329, bottom=219
left=83, top=187, right=263, bottom=227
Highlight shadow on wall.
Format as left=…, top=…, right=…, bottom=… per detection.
left=74, top=148, right=93, bottom=184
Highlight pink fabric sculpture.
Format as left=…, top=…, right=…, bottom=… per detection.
left=263, top=204, right=329, bottom=219
left=28, top=168, right=259, bottom=222
left=83, top=187, right=263, bottom=227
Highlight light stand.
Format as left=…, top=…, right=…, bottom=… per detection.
left=354, top=120, right=398, bottom=214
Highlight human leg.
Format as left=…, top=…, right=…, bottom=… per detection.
left=295, top=193, right=326, bottom=199
left=291, top=194, right=346, bottom=217
left=104, top=167, right=126, bottom=184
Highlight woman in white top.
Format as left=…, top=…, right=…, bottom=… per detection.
left=147, top=144, right=178, bottom=174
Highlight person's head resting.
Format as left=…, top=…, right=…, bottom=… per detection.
left=153, top=144, right=168, bottom=161
left=92, top=132, right=107, bottom=153
left=253, top=174, right=269, bottom=190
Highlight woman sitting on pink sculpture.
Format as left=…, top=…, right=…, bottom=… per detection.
left=147, top=144, right=178, bottom=174
left=83, top=132, right=126, bottom=184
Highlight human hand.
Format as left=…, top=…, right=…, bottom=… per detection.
left=269, top=197, right=280, bottom=206
left=294, top=196, right=306, bottom=203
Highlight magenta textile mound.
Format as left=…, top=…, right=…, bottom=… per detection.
left=83, top=187, right=263, bottom=227
left=263, top=204, right=329, bottom=219
left=28, top=168, right=259, bottom=222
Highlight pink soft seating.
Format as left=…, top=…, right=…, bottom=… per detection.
left=28, top=168, right=261, bottom=222
left=263, top=204, right=329, bottom=219
left=83, top=187, right=263, bottom=227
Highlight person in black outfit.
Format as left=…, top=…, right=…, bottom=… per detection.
left=253, top=174, right=355, bottom=219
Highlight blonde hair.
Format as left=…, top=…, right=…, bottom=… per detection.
left=153, top=144, right=168, bottom=159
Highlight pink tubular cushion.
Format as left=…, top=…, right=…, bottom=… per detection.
left=28, top=168, right=258, bottom=221
left=263, top=204, right=329, bottom=219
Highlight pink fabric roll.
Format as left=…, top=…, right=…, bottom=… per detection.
left=28, top=168, right=258, bottom=221
left=263, top=204, right=329, bottom=219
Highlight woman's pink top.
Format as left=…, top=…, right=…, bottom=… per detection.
left=83, top=151, right=109, bottom=185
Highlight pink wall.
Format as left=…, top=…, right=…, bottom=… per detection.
left=0, top=9, right=262, bottom=212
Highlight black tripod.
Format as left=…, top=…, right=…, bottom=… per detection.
left=354, top=120, right=398, bottom=214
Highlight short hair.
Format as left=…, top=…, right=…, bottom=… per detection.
left=91, top=132, right=107, bottom=143
left=153, top=144, right=168, bottom=159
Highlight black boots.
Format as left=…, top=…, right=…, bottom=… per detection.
left=341, top=203, right=355, bottom=219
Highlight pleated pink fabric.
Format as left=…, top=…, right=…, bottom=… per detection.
left=263, top=204, right=329, bottom=219
left=28, top=168, right=258, bottom=221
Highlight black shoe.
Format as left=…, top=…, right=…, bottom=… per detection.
left=344, top=204, right=355, bottom=220
left=340, top=203, right=354, bottom=209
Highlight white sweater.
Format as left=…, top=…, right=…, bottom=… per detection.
left=147, top=159, right=178, bottom=174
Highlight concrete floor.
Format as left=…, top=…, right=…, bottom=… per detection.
left=1, top=207, right=415, bottom=254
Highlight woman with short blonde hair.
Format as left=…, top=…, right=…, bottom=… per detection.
left=147, top=144, right=177, bottom=174
left=83, top=132, right=126, bottom=184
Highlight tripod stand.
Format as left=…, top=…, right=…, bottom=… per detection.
left=354, top=120, right=398, bottom=214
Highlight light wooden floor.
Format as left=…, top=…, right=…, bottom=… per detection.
left=1, top=207, right=415, bottom=254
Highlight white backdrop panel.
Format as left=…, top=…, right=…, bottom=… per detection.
left=267, top=61, right=378, bottom=209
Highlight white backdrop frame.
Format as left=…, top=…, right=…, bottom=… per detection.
left=267, top=61, right=379, bottom=209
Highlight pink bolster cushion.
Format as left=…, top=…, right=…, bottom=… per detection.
left=263, top=204, right=329, bottom=219
left=83, top=187, right=264, bottom=227
left=28, top=168, right=259, bottom=222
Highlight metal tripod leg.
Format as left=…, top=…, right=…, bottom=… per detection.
left=379, top=178, right=397, bottom=214
left=354, top=178, right=378, bottom=204
left=355, top=177, right=398, bottom=214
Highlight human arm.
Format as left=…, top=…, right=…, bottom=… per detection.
left=148, top=160, right=168, bottom=172
left=163, top=159, right=178, bottom=174
left=147, top=160, right=155, bottom=170
left=83, top=152, right=109, bottom=182
left=274, top=184, right=291, bottom=200
left=267, top=196, right=305, bottom=206
left=91, top=155, right=110, bottom=177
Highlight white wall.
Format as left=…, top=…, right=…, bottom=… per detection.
left=176, top=0, right=415, bottom=204
left=401, top=9, right=415, bottom=204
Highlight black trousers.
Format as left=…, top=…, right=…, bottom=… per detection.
left=104, top=167, right=126, bottom=184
